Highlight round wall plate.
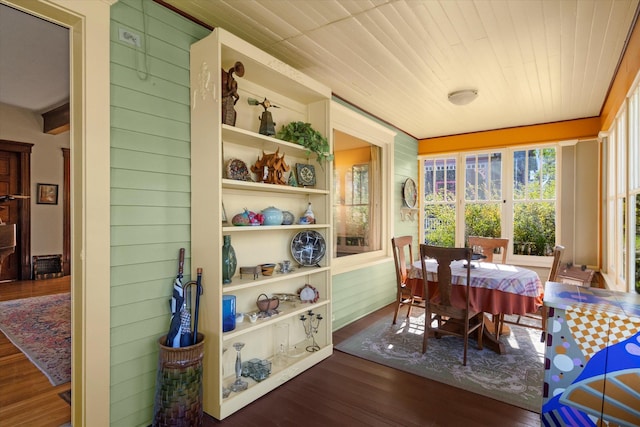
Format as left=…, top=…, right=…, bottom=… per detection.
left=290, top=230, right=326, bottom=266
left=403, top=177, right=418, bottom=208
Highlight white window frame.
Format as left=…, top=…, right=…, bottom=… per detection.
left=420, top=143, right=561, bottom=268
left=331, top=101, right=395, bottom=275
left=602, top=71, right=640, bottom=292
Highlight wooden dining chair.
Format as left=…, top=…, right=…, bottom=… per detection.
left=500, top=245, right=565, bottom=342
left=468, top=236, right=509, bottom=264
left=420, top=244, right=484, bottom=366
left=391, top=236, right=424, bottom=324
left=468, top=236, right=510, bottom=336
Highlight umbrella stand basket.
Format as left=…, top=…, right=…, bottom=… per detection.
left=153, top=333, right=205, bottom=427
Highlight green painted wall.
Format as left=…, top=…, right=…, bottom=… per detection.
left=331, top=99, right=419, bottom=331
left=110, top=1, right=209, bottom=425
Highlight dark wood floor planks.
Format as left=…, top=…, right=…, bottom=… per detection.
left=205, top=304, right=541, bottom=427
left=1, top=280, right=540, bottom=426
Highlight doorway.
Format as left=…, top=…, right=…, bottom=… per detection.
left=0, top=142, right=31, bottom=281
left=2, top=1, right=112, bottom=424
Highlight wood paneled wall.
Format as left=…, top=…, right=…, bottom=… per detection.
left=109, top=1, right=208, bottom=425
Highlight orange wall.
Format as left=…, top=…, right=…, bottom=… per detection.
left=419, top=15, right=640, bottom=154
left=418, top=117, right=601, bottom=154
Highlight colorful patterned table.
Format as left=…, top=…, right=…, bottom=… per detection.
left=541, top=282, right=640, bottom=426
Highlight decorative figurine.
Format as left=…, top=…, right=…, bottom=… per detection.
left=239, top=266, right=260, bottom=280
left=250, top=148, right=290, bottom=185
left=288, top=171, right=298, bottom=187
left=248, top=97, right=279, bottom=136
left=221, top=61, right=245, bottom=126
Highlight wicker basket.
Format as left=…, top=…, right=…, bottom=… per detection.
left=152, top=333, right=205, bottom=427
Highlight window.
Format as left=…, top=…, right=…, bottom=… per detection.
left=420, top=146, right=558, bottom=261
left=602, top=74, right=640, bottom=293
left=602, top=74, right=640, bottom=292
left=631, top=87, right=640, bottom=293
left=331, top=101, right=394, bottom=271
left=511, top=148, right=557, bottom=256
left=334, top=146, right=379, bottom=256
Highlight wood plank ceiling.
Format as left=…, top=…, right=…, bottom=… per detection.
left=162, top=0, right=639, bottom=139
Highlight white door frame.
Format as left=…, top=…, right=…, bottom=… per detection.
left=2, top=0, right=112, bottom=425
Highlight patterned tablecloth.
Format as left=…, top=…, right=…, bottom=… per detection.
left=409, top=259, right=544, bottom=298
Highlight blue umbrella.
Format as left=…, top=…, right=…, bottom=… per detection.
left=165, top=248, right=185, bottom=347
left=179, top=281, right=193, bottom=347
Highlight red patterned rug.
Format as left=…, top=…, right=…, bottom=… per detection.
left=0, top=293, right=71, bottom=386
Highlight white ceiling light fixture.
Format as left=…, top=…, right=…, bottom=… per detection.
left=448, top=89, right=478, bottom=106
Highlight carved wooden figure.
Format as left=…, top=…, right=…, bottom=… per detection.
left=251, top=149, right=290, bottom=185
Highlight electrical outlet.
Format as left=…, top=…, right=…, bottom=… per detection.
left=118, top=28, right=141, bottom=47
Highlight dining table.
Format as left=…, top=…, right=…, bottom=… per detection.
left=407, top=258, right=544, bottom=354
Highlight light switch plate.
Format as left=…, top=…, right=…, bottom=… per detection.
left=118, top=28, right=141, bottom=47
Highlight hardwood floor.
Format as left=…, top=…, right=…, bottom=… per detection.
left=0, top=277, right=71, bottom=427
left=1, top=280, right=540, bottom=426
left=204, top=304, right=541, bottom=427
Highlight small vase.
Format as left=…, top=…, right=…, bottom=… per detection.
left=222, top=235, right=237, bottom=284
left=302, top=202, right=315, bottom=224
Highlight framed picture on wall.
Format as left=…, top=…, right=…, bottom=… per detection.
left=37, top=183, right=58, bottom=205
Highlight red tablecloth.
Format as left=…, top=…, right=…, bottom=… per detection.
left=408, top=259, right=544, bottom=315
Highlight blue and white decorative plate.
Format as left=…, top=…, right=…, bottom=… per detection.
left=290, top=230, right=326, bottom=266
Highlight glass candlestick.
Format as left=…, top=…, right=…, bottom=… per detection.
left=273, top=323, right=290, bottom=366
left=222, top=346, right=231, bottom=398
left=230, top=342, right=248, bottom=392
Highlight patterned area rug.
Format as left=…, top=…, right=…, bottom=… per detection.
left=0, top=293, right=71, bottom=386
left=335, top=309, right=544, bottom=412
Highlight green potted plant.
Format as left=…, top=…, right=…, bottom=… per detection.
left=276, top=121, right=333, bottom=165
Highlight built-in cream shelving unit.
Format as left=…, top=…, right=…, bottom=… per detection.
left=190, top=28, right=333, bottom=420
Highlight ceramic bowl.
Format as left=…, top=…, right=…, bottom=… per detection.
left=281, top=210, right=295, bottom=225
left=261, top=206, right=283, bottom=226
left=261, top=263, right=276, bottom=276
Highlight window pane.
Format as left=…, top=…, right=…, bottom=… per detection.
left=541, top=148, right=556, bottom=199
left=513, top=201, right=556, bottom=255
left=634, top=196, right=639, bottom=293
left=423, top=157, right=457, bottom=247
left=465, top=202, right=501, bottom=240
left=620, top=197, right=626, bottom=282
left=424, top=204, right=456, bottom=247
left=512, top=148, right=557, bottom=256
left=513, top=150, right=526, bottom=200
left=464, top=153, right=502, bottom=243
left=333, top=132, right=381, bottom=257
left=445, top=159, right=456, bottom=201
left=491, top=153, right=502, bottom=197
left=465, top=157, right=476, bottom=200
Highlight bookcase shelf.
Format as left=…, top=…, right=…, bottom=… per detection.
left=190, top=27, right=333, bottom=420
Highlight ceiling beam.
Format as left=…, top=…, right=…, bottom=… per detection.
left=42, top=102, right=69, bottom=135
